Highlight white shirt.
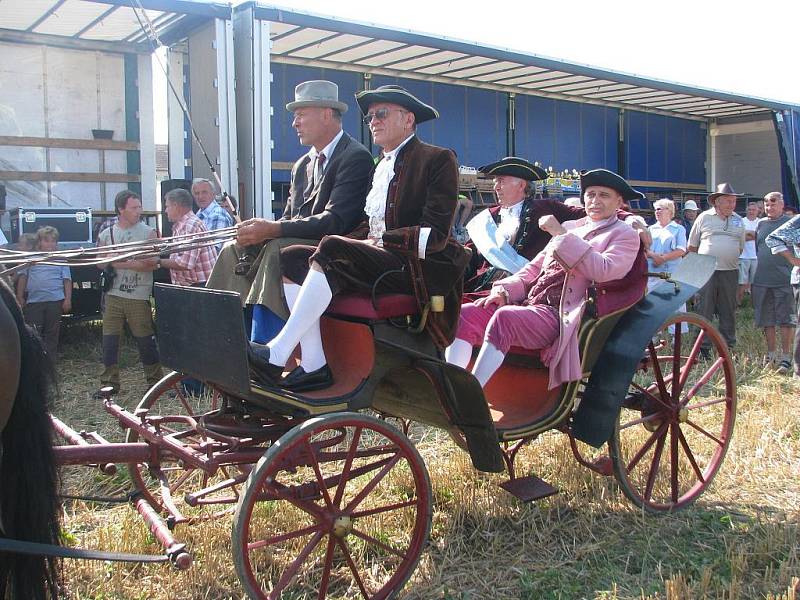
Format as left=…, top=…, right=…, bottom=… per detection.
left=365, top=134, right=431, bottom=258
left=307, top=129, right=344, bottom=174
left=0, top=229, right=7, bottom=246
left=740, top=215, right=759, bottom=259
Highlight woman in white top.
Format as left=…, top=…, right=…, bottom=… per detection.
left=647, top=198, right=687, bottom=283
left=648, top=198, right=688, bottom=333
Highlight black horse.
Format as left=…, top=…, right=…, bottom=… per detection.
left=0, top=278, right=61, bottom=599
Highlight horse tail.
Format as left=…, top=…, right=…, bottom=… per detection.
left=0, top=280, right=62, bottom=599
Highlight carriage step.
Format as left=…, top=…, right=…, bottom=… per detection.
left=499, top=475, right=559, bottom=502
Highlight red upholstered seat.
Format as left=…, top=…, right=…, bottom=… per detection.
left=326, top=293, right=419, bottom=320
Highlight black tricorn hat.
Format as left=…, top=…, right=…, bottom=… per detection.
left=478, top=157, right=547, bottom=181
left=580, top=168, right=645, bottom=202
left=355, top=85, right=439, bottom=123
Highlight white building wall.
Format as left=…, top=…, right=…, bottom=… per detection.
left=0, top=42, right=154, bottom=211
left=711, top=120, right=782, bottom=197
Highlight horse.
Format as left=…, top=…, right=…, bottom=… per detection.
left=0, top=278, right=61, bottom=599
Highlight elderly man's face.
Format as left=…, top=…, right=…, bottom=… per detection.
left=714, top=195, right=737, bottom=218
left=584, top=185, right=623, bottom=221
left=366, top=102, right=413, bottom=152
left=191, top=182, right=215, bottom=209
left=165, top=199, right=188, bottom=223
left=746, top=203, right=759, bottom=219
left=764, top=195, right=784, bottom=219
left=292, top=106, right=333, bottom=149
left=493, top=175, right=526, bottom=207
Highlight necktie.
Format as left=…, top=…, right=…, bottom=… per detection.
left=314, top=152, right=326, bottom=187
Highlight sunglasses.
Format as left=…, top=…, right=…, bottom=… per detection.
left=362, top=108, right=408, bottom=125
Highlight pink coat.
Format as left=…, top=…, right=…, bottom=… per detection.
left=493, top=215, right=641, bottom=389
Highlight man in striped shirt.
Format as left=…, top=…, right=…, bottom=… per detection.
left=160, top=188, right=217, bottom=287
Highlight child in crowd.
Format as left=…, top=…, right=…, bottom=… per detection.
left=15, top=226, right=72, bottom=360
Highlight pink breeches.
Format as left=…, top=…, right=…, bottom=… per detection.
left=455, top=302, right=560, bottom=353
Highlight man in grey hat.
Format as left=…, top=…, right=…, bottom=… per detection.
left=248, top=85, right=469, bottom=391
left=206, top=80, right=373, bottom=341
left=687, top=182, right=747, bottom=354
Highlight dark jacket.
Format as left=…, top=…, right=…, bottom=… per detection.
left=377, top=136, right=469, bottom=348
left=280, top=132, right=374, bottom=239
left=465, top=198, right=585, bottom=293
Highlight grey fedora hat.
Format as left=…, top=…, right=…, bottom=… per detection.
left=286, top=80, right=348, bottom=113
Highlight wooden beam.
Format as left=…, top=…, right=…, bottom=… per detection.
left=628, top=180, right=707, bottom=191
left=0, top=136, right=139, bottom=151
left=0, top=171, right=141, bottom=183
left=272, top=161, right=295, bottom=170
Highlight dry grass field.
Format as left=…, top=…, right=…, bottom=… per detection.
left=51, top=304, right=799, bottom=600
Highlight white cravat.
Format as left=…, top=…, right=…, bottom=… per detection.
left=364, top=134, right=415, bottom=244
left=497, top=202, right=524, bottom=242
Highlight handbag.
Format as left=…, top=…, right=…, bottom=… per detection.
left=99, top=226, right=116, bottom=292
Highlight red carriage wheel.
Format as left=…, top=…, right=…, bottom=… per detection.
left=233, top=412, right=432, bottom=599
left=610, top=312, right=736, bottom=512
left=126, top=371, right=243, bottom=522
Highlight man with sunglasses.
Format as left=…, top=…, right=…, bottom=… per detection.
left=248, top=85, right=468, bottom=391
left=206, top=80, right=373, bottom=341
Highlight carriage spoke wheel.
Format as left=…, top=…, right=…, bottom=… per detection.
left=610, top=313, right=736, bottom=512
left=233, top=413, right=432, bottom=600
left=126, top=371, right=243, bottom=522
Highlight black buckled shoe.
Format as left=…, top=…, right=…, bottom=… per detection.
left=247, top=343, right=284, bottom=386
left=281, top=364, right=333, bottom=393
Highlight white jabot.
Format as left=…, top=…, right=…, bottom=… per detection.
left=496, top=201, right=524, bottom=242
left=364, top=134, right=415, bottom=244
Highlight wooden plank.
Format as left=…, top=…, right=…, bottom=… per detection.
left=0, top=136, right=139, bottom=151
left=271, top=161, right=295, bottom=170
left=628, top=180, right=707, bottom=191
left=0, top=171, right=141, bottom=183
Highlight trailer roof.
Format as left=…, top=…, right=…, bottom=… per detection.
left=246, top=3, right=799, bottom=122
left=0, top=0, right=231, bottom=54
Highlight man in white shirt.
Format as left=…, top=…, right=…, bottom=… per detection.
left=206, top=80, right=373, bottom=342
left=737, top=201, right=760, bottom=304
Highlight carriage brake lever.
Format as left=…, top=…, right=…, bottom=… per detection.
left=647, top=272, right=680, bottom=294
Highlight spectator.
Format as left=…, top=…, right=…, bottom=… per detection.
left=765, top=214, right=800, bottom=378
left=752, top=192, right=795, bottom=373
left=647, top=198, right=687, bottom=286
left=680, top=200, right=699, bottom=235
left=738, top=201, right=760, bottom=304
left=159, top=188, right=217, bottom=287
left=756, top=200, right=765, bottom=218
left=647, top=199, right=688, bottom=335
left=8, top=233, right=36, bottom=289
left=451, top=193, right=473, bottom=244
left=95, top=190, right=162, bottom=396
left=687, top=183, right=746, bottom=355
left=192, top=178, right=235, bottom=252
left=14, top=226, right=72, bottom=361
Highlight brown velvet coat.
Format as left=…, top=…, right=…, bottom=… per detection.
left=354, top=136, right=469, bottom=348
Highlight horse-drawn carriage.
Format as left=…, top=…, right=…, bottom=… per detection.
left=3, top=251, right=735, bottom=599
